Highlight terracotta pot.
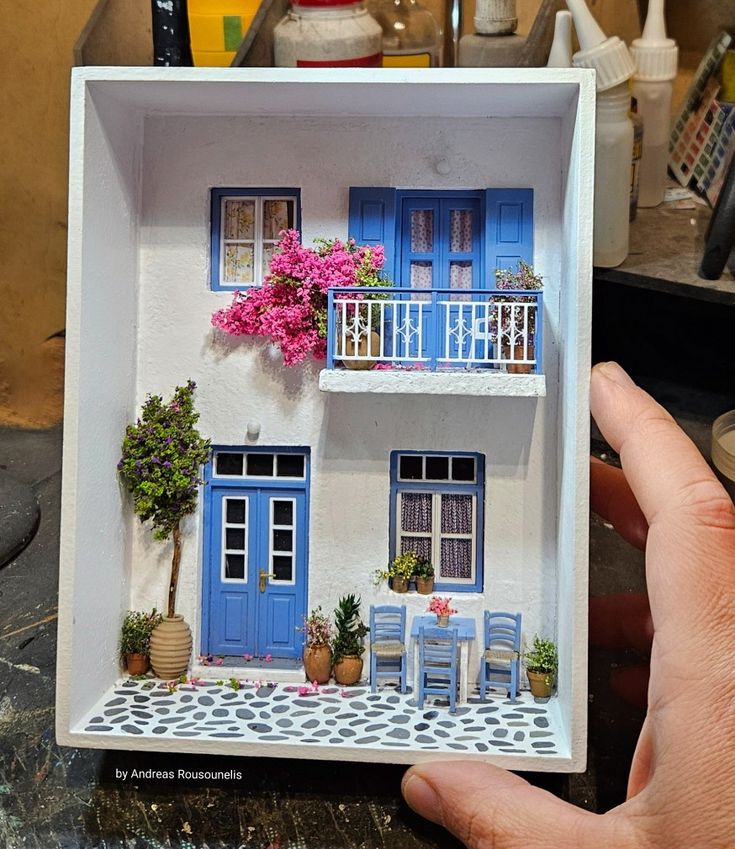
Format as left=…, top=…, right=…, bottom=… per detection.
left=343, top=330, right=380, bottom=370
left=415, top=576, right=434, bottom=594
left=125, top=653, right=149, bottom=676
left=149, top=615, right=192, bottom=679
left=334, top=655, right=363, bottom=685
left=527, top=669, right=554, bottom=699
left=391, top=576, right=409, bottom=593
left=303, top=644, right=332, bottom=684
left=503, top=342, right=534, bottom=374
left=437, top=614, right=450, bottom=627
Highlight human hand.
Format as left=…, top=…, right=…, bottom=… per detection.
left=401, top=361, right=735, bottom=848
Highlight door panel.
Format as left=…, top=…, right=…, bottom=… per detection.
left=207, top=485, right=307, bottom=659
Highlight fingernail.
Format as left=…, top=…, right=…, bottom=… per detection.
left=401, top=771, right=441, bottom=819
left=596, top=361, right=635, bottom=388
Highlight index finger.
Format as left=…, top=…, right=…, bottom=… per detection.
left=590, top=362, right=735, bottom=649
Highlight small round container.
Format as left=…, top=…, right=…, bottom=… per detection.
left=711, top=411, right=735, bottom=501
left=274, top=0, right=383, bottom=68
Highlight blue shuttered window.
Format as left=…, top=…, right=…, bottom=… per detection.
left=348, top=187, right=533, bottom=287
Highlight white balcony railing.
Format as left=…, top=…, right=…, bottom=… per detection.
left=325, top=287, right=543, bottom=374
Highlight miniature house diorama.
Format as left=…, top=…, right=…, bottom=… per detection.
left=57, top=67, right=594, bottom=771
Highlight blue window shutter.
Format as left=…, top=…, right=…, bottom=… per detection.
left=484, top=189, right=534, bottom=273
left=348, top=188, right=397, bottom=280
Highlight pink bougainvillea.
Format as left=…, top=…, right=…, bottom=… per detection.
left=211, top=230, right=388, bottom=366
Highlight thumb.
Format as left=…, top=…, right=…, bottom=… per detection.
left=402, top=762, right=626, bottom=849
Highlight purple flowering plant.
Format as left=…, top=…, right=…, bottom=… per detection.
left=211, top=230, right=390, bottom=367
left=118, top=380, right=211, bottom=618
left=490, top=260, right=543, bottom=342
left=298, top=606, right=333, bottom=648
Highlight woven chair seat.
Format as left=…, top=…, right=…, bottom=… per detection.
left=484, top=648, right=519, bottom=663
left=372, top=640, right=405, bottom=657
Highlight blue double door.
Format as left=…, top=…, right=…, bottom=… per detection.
left=206, top=485, right=307, bottom=660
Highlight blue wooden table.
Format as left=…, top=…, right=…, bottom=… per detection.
left=410, top=615, right=477, bottom=703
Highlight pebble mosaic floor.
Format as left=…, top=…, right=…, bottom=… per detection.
left=77, top=677, right=564, bottom=758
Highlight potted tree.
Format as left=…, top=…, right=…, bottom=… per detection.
left=491, top=261, right=544, bottom=374
left=413, top=558, right=435, bottom=594
left=118, top=380, right=211, bottom=679
left=120, top=609, right=163, bottom=675
left=331, top=594, right=369, bottom=685
left=525, top=635, right=558, bottom=699
left=300, top=606, right=333, bottom=684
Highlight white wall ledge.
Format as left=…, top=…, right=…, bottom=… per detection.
left=318, top=370, right=547, bottom=396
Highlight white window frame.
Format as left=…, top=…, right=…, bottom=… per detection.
left=269, top=496, right=297, bottom=587
left=221, top=496, right=249, bottom=584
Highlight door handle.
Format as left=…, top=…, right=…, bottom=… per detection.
left=259, top=569, right=276, bottom=593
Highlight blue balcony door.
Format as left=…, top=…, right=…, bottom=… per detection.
left=205, top=486, right=307, bottom=659
left=399, top=195, right=482, bottom=362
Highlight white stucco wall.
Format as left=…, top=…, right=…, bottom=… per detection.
left=131, top=113, right=564, bottom=667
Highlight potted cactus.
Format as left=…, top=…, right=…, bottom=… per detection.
left=118, top=380, right=210, bottom=680
left=331, top=594, right=369, bottom=685
left=525, top=635, right=558, bottom=699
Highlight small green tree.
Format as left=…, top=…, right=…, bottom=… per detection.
left=118, top=380, right=211, bottom=619
left=331, top=594, right=369, bottom=664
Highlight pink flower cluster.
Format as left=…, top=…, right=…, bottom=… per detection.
left=427, top=596, right=457, bottom=617
left=212, top=230, right=387, bottom=367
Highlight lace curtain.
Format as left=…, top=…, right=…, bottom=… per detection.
left=400, top=492, right=473, bottom=579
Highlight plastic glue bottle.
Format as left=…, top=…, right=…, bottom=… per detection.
left=546, top=10, right=572, bottom=68
left=566, top=0, right=636, bottom=268
left=630, top=0, right=679, bottom=208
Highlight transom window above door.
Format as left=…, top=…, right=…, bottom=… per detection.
left=213, top=450, right=307, bottom=480
left=210, top=188, right=301, bottom=291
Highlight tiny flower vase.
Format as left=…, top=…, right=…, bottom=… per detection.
left=437, top=613, right=450, bottom=627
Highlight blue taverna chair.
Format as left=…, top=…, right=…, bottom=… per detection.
left=479, top=611, right=522, bottom=703
left=369, top=605, right=407, bottom=693
left=417, top=625, right=459, bottom=714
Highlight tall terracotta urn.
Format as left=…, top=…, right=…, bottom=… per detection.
left=149, top=614, right=192, bottom=679
left=303, top=644, right=332, bottom=684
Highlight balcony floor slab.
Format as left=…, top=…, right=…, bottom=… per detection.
left=319, top=370, right=547, bottom=396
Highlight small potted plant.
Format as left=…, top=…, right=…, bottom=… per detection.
left=491, top=260, right=543, bottom=374
left=525, top=635, right=558, bottom=699
left=299, top=606, right=333, bottom=684
left=120, top=609, right=162, bottom=675
left=380, top=551, right=422, bottom=593
left=118, top=380, right=211, bottom=680
left=427, top=596, right=457, bottom=627
left=331, top=594, right=369, bottom=685
left=413, top=558, right=435, bottom=594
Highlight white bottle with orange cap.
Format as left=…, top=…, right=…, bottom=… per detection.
left=566, top=0, right=636, bottom=268
left=630, top=0, right=679, bottom=208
